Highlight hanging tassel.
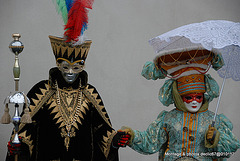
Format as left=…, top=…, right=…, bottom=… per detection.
left=20, top=94, right=32, bottom=124
left=21, top=108, right=32, bottom=124
left=1, top=104, right=11, bottom=124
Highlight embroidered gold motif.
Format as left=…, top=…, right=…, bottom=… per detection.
left=82, top=86, right=111, bottom=127
left=18, top=130, right=34, bottom=156
left=100, top=129, right=116, bottom=158
left=12, top=83, right=54, bottom=157
left=60, top=127, right=76, bottom=151
left=49, top=81, right=90, bottom=150
left=58, top=87, right=79, bottom=119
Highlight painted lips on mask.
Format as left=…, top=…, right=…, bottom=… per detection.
left=182, top=93, right=204, bottom=113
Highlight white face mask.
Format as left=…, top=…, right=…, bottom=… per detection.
left=182, top=93, right=204, bottom=113
left=184, top=100, right=202, bottom=113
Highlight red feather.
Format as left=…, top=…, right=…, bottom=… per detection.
left=64, top=0, right=94, bottom=42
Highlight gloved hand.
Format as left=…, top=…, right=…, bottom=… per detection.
left=7, top=138, right=21, bottom=156
left=206, top=125, right=217, bottom=144
left=112, top=131, right=131, bottom=148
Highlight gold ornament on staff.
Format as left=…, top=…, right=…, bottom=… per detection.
left=1, top=33, right=32, bottom=161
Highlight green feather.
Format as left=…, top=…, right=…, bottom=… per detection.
left=55, top=0, right=68, bottom=25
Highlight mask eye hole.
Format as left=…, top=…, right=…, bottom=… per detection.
left=73, top=67, right=80, bottom=70
left=184, top=96, right=192, bottom=100
left=196, top=96, right=202, bottom=99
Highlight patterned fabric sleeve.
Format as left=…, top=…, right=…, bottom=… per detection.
left=129, top=111, right=168, bottom=155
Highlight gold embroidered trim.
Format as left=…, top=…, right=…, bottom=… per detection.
left=101, top=129, right=117, bottom=158
left=11, top=83, right=55, bottom=156
left=18, top=130, right=34, bottom=156
left=60, top=127, right=76, bottom=151
left=81, top=85, right=116, bottom=158
left=17, top=83, right=55, bottom=133
left=51, top=81, right=90, bottom=150
left=82, top=86, right=112, bottom=128
left=56, top=84, right=83, bottom=129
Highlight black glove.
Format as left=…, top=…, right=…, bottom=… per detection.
left=112, top=131, right=131, bottom=148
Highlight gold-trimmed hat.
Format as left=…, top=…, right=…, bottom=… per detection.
left=153, top=37, right=224, bottom=79
left=176, top=74, right=205, bottom=96
left=49, top=35, right=92, bottom=63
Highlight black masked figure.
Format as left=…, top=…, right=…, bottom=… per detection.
left=6, top=36, right=119, bottom=161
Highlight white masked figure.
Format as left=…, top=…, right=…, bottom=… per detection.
left=119, top=44, right=240, bottom=161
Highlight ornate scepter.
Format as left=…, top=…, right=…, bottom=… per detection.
left=1, top=33, right=32, bottom=161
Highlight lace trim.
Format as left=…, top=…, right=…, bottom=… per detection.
left=149, top=20, right=240, bottom=52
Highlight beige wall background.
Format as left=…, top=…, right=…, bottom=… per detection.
left=0, top=0, right=240, bottom=160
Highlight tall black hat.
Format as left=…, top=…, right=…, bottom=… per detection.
left=49, top=35, right=92, bottom=63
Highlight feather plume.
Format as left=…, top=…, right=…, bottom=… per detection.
left=64, top=0, right=94, bottom=43
left=65, top=0, right=74, bottom=12
left=55, top=0, right=68, bottom=25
